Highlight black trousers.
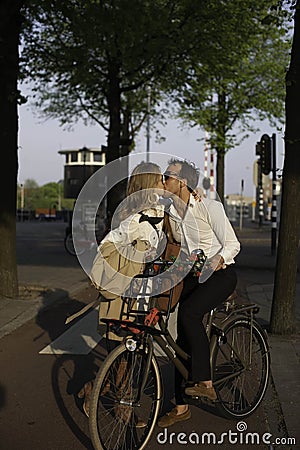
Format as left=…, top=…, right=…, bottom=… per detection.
left=175, top=265, right=237, bottom=404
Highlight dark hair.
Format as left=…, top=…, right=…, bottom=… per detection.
left=168, top=158, right=200, bottom=192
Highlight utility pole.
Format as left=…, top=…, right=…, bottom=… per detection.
left=258, top=162, right=264, bottom=228
left=239, top=179, right=244, bottom=230
left=252, top=160, right=259, bottom=222
left=20, top=183, right=24, bottom=222
left=271, top=133, right=277, bottom=255
left=209, top=147, right=215, bottom=199
left=202, top=131, right=211, bottom=195
left=146, top=85, right=151, bottom=162
left=256, top=134, right=272, bottom=228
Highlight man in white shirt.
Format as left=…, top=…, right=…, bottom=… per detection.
left=158, top=158, right=240, bottom=428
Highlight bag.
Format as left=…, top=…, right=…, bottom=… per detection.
left=90, top=238, right=150, bottom=300
left=156, top=216, right=184, bottom=312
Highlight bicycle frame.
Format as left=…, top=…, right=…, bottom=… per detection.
left=90, top=257, right=271, bottom=450
left=152, top=302, right=259, bottom=383
left=117, top=297, right=266, bottom=396
left=154, top=318, right=190, bottom=381
left=94, top=284, right=269, bottom=450
left=101, top=261, right=269, bottom=412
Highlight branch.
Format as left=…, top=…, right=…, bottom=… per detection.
left=76, top=91, right=109, bottom=131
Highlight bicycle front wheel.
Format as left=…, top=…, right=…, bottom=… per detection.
left=89, top=342, right=162, bottom=450
left=211, top=318, right=270, bottom=419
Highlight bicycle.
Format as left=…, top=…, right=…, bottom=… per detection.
left=64, top=222, right=106, bottom=256
left=88, top=259, right=270, bottom=450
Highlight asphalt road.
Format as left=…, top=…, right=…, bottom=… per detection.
left=0, top=220, right=284, bottom=450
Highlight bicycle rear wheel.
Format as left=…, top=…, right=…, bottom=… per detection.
left=89, top=342, right=162, bottom=450
left=212, top=318, right=270, bottom=419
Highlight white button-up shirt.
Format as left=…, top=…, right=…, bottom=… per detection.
left=168, top=195, right=240, bottom=266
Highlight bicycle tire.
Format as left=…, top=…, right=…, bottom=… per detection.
left=64, top=233, right=77, bottom=256
left=211, top=318, right=270, bottom=419
left=89, top=342, right=162, bottom=450
left=64, top=233, right=86, bottom=256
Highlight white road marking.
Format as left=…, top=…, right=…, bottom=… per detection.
left=39, top=305, right=178, bottom=356
left=39, top=306, right=103, bottom=355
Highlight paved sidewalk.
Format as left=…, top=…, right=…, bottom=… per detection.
left=235, top=224, right=300, bottom=448
left=245, top=282, right=300, bottom=447
left=0, top=222, right=299, bottom=448
left=0, top=276, right=88, bottom=340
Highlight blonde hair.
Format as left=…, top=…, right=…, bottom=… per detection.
left=127, top=162, right=161, bottom=196
left=115, top=162, right=162, bottom=223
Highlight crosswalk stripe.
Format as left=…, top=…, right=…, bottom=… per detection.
left=39, top=305, right=178, bottom=356
left=39, top=306, right=102, bottom=355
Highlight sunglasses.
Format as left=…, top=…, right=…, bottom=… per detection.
left=163, top=171, right=181, bottom=182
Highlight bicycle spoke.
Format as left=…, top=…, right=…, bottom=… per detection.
left=212, top=319, right=270, bottom=418
left=89, top=344, right=161, bottom=450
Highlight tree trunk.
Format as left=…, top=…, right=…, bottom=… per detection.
left=216, top=149, right=225, bottom=203
left=0, top=1, right=24, bottom=299
left=270, top=0, right=300, bottom=334
left=105, top=64, right=127, bottom=223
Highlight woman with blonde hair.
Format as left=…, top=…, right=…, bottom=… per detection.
left=82, top=162, right=165, bottom=418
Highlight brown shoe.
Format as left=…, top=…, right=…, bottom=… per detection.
left=157, top=407, right=191, bottom=428
left=78, top=381, right=93, bottom=417
left=136, top=417, right=147, bottom=428
left=185, top=382, right=217, bottom=400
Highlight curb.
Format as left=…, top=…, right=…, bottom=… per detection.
left=267, top=334, right=300, bottom=444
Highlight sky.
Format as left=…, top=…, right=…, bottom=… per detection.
left=18, top=98, right=285, bottom=198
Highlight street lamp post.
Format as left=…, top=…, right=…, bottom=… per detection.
left=146, top=85, right=151, bottom=162
left=20, top=183, right=24, bottom=222
left=81, top=146, right=89, bottom=183
left=57, top=180, right=63, bottom=211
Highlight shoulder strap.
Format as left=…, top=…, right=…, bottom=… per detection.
left=162, top=212, right=175, bottom=243
left=139, top=213, right=163, bottom=232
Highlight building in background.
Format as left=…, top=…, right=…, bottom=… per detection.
left=58, top=146, right=106, bottom=199
left=58, top=146, right=107, bottom=232
left=225, top=194, right=253, bottom=222
left=225, top=175, right=281, bottom=224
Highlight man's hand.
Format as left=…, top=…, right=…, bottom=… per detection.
left=215, top=255, right=225, bottom=271
left=208, top=254, right=225, bottom=271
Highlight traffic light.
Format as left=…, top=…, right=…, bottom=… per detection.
left=255, top=142, right=261, bottom=156
left=260, top=134, right=271, bottom=175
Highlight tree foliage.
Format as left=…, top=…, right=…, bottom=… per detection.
left=21, top=0, right=210, bottom=216
left=173, top=0, right=291, bottom=200
left=17, top=180, right=73, bottom=210
left=20, top=3, right=203, bottom=136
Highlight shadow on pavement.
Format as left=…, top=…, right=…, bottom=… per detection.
left=35, top=289, right=104, bottom=449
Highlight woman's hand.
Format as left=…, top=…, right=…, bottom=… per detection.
left=145, top=246, right=159, bottom=262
